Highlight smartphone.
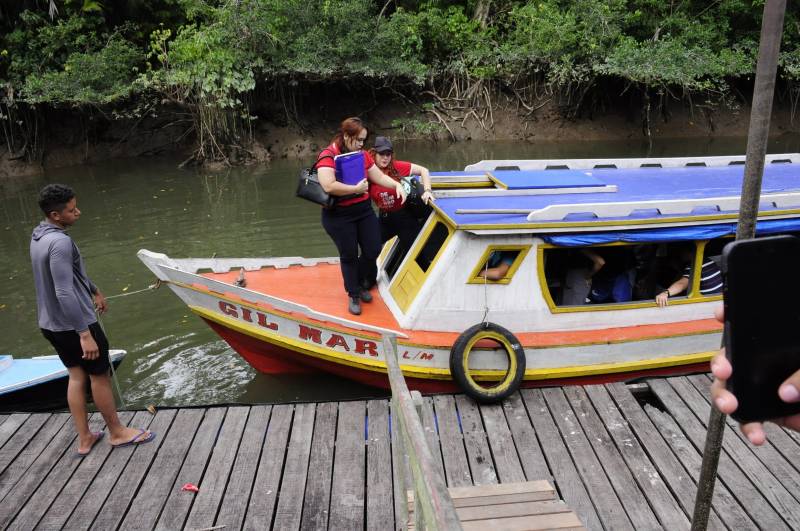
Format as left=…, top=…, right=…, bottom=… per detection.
left=722, top=235, right=800, bottom=423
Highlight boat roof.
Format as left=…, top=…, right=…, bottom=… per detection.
left=434, top=162, right=800, bottom=231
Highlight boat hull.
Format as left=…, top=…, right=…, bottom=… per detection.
left=205, top=316, right=710, bottom=391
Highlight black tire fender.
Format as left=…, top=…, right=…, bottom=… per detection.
left=449, top=322, right=526, bottom=403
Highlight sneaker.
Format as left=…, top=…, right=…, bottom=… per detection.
left=348, top=296, right=362, bottom=315
left=360, top=289, right=373, bottom=303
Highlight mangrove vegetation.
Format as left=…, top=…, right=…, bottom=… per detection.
left=1, top=0, right=798, bottom=164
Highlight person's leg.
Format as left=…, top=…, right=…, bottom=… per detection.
left=322, top=208, right=360, bottom=297
left=393, top=210, right=422, bottom=261
left=66, top=366, right=97, bottom=452
left=85, top=324, right=152, bottom=445
left=356, top=206, right=382, bottom=289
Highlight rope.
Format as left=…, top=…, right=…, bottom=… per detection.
left=481, top=262, right=490, bottom=324
left=104, top=280, right=161, bottom=300
left=95, top=313, right=128, bottom=410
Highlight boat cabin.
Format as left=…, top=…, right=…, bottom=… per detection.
left=376, top=154, right=800, bottom=333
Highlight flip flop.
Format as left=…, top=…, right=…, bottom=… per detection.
left=76, top=431, right=105, bottom=457
left=112, top=429, right=156, bottom=448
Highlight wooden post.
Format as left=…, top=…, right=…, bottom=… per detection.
left=691, top=1, right=787, bottom=529
left=383, top=335, right=462, bottom=531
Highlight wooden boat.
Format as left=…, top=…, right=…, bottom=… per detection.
left=0, top=350, right=127, bottom=412
left=138, top=153, right=800, bottom=402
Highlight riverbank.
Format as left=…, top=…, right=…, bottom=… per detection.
left=2, top=96, right=798, bottom=177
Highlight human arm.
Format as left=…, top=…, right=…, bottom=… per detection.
left=409, top=163, right=434, bottom=204
left=477, top=261, right=512, bottom=281
left=710, top=307, right=800, bottom=445
left=581, top=249, right=605, bottom=281
left=655, top=276, right=689, bottom=307
left=367, top=165, right=406, bottom=204
left=317, top=167, right=369, bottom=196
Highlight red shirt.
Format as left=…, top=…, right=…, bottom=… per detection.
left=317, top=143, right=374, bottom=207
left=369, top=160, right=413, bottom=212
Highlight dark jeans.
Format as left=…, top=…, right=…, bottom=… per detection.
left=321, top=200, right=381, bottom=297
left=379, top=208, right=423, bottom=260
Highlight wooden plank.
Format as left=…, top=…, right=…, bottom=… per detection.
left=116, top=408, right=205, bottom=531
left=670, top=376, right=800, bottom=514
left=649, top=378, right=794, bottom=528
left=243, top=403, right=292, bottom=530
left=584, top=385, right=691, bottom=530
left=455, top=394, right=497, bottom=485
left=563, top=386, right=661, bottom=530
left=447, top=479, right=554, bottom=499
left=604, top=383, right=734, bottom=530
left=0, top=413, right=55, bottom=481
left=460, top=511, right=585, bottom=531
left=520, top=389, right=601, bottom=530
left=643, top=404, right=758, bottom=530
left=541, top=387, right=632, bottom=530
left=328, top=400, right=366, bottom=530
left=272, top=402, right=316, bottom=531
left=184, top=406, right=250, bottom=531
left=419, top=396, right=445, bottom=478
left=27, top=411, right=133, bottom=530
left=365, top=399, right=394, bottom=531
left=479, top=403, right=526, bottom=483
left=501, top=392, right=552, bottom=483
left=432, top=395, right=472, bottom=487
left=456, top=499, right=571, bottom=521
left=688, top=374, right=800, bottom=483
left=300, top=402, right=337, bottom=531
left=62, top=409, right=170, bottom=531
left=390, top=399, right=411, bottom=531
left=0, top=413, right=30, bottom=451
left=155, top=407, right=226, bottom=530
left=214, top=405, right=271, bottom=530
left=0, top=413, right=75, bottom=528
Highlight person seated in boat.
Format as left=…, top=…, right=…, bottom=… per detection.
left=316, top=117, right=407, bottom=316
left=584, top=247, right=635, bottom=304
left=655, top=243, right=723, bottom=307
left=477, top=250, right=516, bottom=281
left=368, top=136, right=434, bottom=261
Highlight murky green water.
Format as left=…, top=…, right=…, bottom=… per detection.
left=2, top=134, right=799, bottom=408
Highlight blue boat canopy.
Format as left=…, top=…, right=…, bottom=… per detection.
left=541, top=218, right=800, bottom=246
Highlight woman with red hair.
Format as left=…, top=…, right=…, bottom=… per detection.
left=316, top=117, right=406, bottom=315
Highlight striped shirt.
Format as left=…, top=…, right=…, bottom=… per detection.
left=683, top=260, right=723, bottom=295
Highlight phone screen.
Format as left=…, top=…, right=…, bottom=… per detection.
left=722, top=235, right=800, bottom=423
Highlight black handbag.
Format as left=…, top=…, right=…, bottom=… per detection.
left=296, top=155, right=335, bottom=208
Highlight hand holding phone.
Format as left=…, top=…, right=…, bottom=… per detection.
left=716, top=235, right=800, bottom=440
left=711, top=307, right=800, bottom=445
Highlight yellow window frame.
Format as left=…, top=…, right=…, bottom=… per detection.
left=467, top=244, right=531, bottom=285
left=537, top=240, right=722, bottom=313
left=389, top=216, right=454, bottom=312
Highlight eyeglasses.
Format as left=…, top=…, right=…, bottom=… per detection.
left=354, top=136, right=367, bottom=144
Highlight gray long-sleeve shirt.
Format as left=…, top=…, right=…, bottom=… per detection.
left=30, top=221, right=97, bottom=332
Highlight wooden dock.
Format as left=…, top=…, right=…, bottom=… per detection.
left=1, top=374, right=799, bottom=530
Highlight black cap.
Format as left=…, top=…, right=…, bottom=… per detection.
left=373, top=136, right=393, bottom=153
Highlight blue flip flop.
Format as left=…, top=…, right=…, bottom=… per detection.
left=76, top=431, right=105, bottom=457
left=112, top=429, right=156, bottom=448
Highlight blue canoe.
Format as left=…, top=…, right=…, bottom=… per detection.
left=0, top=350, right=127, bottom=412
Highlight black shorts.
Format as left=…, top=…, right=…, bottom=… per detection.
left=41, top=322, right=110, bottom=375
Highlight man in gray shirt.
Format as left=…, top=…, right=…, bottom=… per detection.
left=32, top=184, right=154, bottom=455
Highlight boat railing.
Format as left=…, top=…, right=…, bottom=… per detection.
left=464, top=153, right=800, bottom=171
left=382, top=334, right=462, bottom=531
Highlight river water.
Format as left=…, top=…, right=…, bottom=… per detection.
left=2, top=135, right=799, bottom=408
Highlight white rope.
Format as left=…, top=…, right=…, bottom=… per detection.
left=104, top=280, right=161, bottom=300
left=94, top=313, right=128, bottom=410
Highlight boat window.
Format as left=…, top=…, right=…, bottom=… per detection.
left=468, top=246, right=530, bottom=284
left=541, top=240, right=720, bottom=309
left=415, top=222, right=449, bottom=273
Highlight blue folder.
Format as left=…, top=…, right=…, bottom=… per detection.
left=335, top=151, right=366, bottom=185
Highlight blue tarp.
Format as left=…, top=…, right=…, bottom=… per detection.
left=541, top=218, right=800, bottom=246
left=488, top=170, right=604, bottom=190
